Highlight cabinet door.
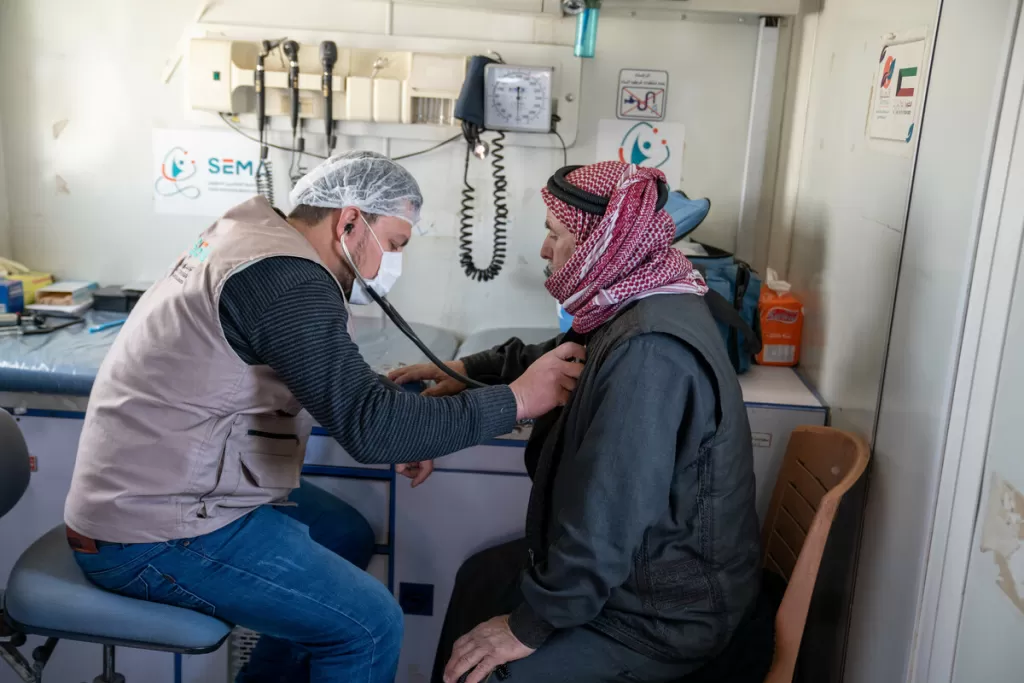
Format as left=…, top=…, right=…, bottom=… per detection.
left=0, top=415, right=83, bottom=581
left=393, top=471, right=532, bottom=683
left=745, top=406, right=827, bottom=522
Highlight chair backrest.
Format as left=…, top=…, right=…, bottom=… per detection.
left=760, top=426, right=870, bottom=683
left=0, top=409, right=31, bottom=519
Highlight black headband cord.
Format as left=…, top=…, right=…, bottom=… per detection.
left=545, top=165, right=669, bottom=216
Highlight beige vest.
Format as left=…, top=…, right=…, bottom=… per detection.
left=65, top=197, right=341, bottom=543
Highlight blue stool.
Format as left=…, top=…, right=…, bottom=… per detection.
left=0, top=411, right=231, bottom=682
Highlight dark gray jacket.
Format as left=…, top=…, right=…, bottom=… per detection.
left=461, top=294, right=760, bottom=663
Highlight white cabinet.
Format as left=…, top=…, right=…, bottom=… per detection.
left=393, top=470, right=533, bottom=683
left=0, top=366, right=825, bottom=683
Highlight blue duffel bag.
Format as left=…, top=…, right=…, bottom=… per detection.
left=556, top=189, right=762, bottom=374
left=667, top=190, right=763, bottom=374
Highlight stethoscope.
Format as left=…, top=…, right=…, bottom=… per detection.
left=339, top=223, right=488, bottom=390
left=336, top=165, right=639, bottom=393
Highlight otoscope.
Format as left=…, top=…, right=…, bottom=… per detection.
left=255, top=39, right=284, bottom=203
left=282, top=41, right=303, bottom=152
left=256, top=39, right=282, bottom=153
left=320, top=41, right=338, bottom=153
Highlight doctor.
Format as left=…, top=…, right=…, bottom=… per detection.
left=64, top=151, right=584, bottom=683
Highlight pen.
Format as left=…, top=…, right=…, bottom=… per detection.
left=88, top=319, right=127, bottom=334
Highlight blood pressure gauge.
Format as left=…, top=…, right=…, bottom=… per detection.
left=483, top=64, right=554, bottom=133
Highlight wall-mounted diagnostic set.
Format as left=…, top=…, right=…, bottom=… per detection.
left=188, top=32, right=580, bottom=281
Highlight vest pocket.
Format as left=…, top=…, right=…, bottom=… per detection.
left=230, top=415, right=303, bottom=497
left=239, top=450, right=301, bottom=491
left=198, top=415, right=304, bottom=517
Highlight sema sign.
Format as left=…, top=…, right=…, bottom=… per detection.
left=153, top=128, right=261, bottom=216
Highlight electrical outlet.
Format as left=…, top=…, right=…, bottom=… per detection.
left=399, top=583, right=434, bottom=616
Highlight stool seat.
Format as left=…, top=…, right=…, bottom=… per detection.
left=4, top=525, right=231, bottom=653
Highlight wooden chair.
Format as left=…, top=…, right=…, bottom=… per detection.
left=761, top=426, right=870, bottom=683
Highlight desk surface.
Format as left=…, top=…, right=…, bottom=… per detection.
left=0, top=317, right=825, bottom=412
left=0, top=311, right=458, bottom=396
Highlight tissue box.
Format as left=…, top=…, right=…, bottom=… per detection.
left=6, top=271, right=54, bottom=305
left=0, top=279, right=24, bottom=313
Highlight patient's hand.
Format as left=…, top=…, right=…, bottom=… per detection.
left=444, top=615, right=534, bottom=683
left=396, top=459, right=434, bottom=487
left=389, top=361, right=467, bottom=397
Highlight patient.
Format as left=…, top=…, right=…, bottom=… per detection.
left=391, top=162, right=765, bottom=683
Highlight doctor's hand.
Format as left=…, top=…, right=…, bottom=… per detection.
left=509, top=342, right=585, bottom=421
left=396, top=459, right=434, bottom=487
left=389, top=361, right=467, bottom=397
left=444, top=615, right=534, bottom=683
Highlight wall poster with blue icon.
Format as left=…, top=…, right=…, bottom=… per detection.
left=596, top=118, right=685, bottom=188
left=152, top=128, right=264, bottom=217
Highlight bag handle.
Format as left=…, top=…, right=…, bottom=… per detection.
left=704, top=289, right=762, bottom=357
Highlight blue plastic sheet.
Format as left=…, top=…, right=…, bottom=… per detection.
left=0, top=312, right=123, bottom=395
left=0, top=311, right=458, bottom=397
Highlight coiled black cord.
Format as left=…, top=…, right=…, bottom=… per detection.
left=289, top=134, right=308, bottom=187
left=458, top=130, right=508, bottom=282
left=255, top=159, right=275, bottom=205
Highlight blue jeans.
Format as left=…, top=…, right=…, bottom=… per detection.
left=73, top=481, right=400, bottom=683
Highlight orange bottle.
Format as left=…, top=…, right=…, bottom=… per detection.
left=756, top=269, right=804, bottom=367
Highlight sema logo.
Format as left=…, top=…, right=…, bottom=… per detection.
left=154, top=146, right=200, bottom=199
left=208, top=158, right=254, bottom=176
left=617, top=122, right=671, bottom=170
left=187, top=237, right=212, bottom=263
left=766, top=308, right=800, bottom=324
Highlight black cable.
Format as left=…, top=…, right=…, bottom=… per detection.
left=255, top=108, right=276, bottom=204
left=392, top=134, right=462, bottom=160
left=458, top=131, right=508, bottom=282
left=356, top=274, right=487, bottom=389
left=289, top=134, right=309, bottom=188
left=220, top=113, right=461, bottom=165
left=490, top=131, right=509, bottom=267
left=220, top=113, right=329, bottom=159
left=552, top=130, right=568, bottom=167
left=256, top=159, right=275, bottom=204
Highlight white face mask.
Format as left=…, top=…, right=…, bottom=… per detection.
left=340, top=215, right=404, bottom=305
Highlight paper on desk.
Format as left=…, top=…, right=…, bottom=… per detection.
left=26, top=300, right=93, bottom=317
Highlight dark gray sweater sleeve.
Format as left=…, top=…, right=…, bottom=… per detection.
left=460, top=335, right=563, bottom=384
left=508, top=334, right=719, bottom=647
left=219, top=257, right=517, bottom=465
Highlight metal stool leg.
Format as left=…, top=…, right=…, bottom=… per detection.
left=91, top=645, right=124, bottom=683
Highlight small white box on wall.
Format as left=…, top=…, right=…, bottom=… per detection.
left=346, top=77, right=374, bottom=121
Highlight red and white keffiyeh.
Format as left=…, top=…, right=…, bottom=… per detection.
left=542, top=161, right=707, bottom=334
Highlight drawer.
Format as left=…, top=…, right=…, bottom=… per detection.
left=302, top=476, right=390, bottom=545
left=306, top=433, right=390, bottom=471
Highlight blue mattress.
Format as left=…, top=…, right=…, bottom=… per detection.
left=0, top=311, right=458, bottom=397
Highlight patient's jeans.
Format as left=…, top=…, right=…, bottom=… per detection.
left=73, top=481, right=399, bottom=683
